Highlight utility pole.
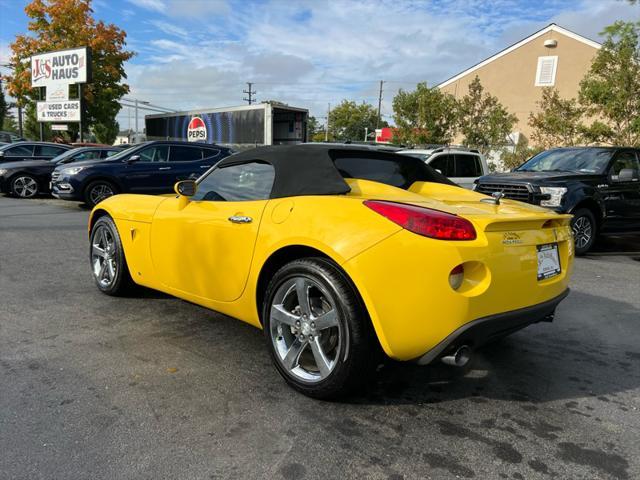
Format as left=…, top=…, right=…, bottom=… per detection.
left=376, top=80, right=385, bottom=129
left=243, top=82, right=256, bottom=105
left=325, top=103, right=330, bottom=142
left=134, top=98, right=138, bottom=135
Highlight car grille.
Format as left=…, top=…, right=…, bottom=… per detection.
left=476, top=182, right=532, bottom=203
left=51, top=171, right=61, bottom=182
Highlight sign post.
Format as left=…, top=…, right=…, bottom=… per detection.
left=31, top=47, right=92, bottom=142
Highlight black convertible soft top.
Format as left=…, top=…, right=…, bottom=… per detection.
left=216, top=144, right=455, bottom=199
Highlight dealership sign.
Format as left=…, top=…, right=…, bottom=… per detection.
left=31, top=47, right=91, bottom=87
left=36, top=101, right=81, bottom=122
left=46, top=83, right=69, bottom=101
left=187, top=117, right=207, bottom=142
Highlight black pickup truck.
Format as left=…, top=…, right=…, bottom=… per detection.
left=475, top=147, right=640, bottom=254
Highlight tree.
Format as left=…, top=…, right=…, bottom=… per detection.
left=5, top=0, right=134, bottom=142
left=457, top=76, right=518, bottom=155
left=307, top=115, right=320, bottom=141
left=392, top=82, right=457, bottom=145
left=0, top=79, right=7, bottom=130
left=93, top=117, right=119, bottom=144
left=2, top=112, right=19, bottom=133
left=328, top=100, right=382, bottom=141
left=529, top=88, right=585, bottom=148
left=500, top=136, right=543, bottom=171
left=24, top=101, right=51, bottom=140
left=579, top=21, right=640, bottom=146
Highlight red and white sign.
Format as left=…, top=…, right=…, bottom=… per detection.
left=31, top=47, right=90, bottom=87
left=187, top=116, right=207, bottom=142
left=375, top=127, right=395, bottom=144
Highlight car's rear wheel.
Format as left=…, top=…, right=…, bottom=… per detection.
left=263, top=258, right=377, bottom=399
left=11, top=174, right=39, bottom=198
left=571, top=208, right=597, bottom=255
left=85, top=180, right=117, bottom=207
left=90, top=216, right=135, bottom=296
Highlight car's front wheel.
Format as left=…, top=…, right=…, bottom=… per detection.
left=85, top=180, right=117, bottom=207
left=263, top=258, right=377, bottom=399
left=10, top=174, right=39, bottom=198
left=90, top=216, right=135, bottom=296
left=571, top=208, right=597, bottom=255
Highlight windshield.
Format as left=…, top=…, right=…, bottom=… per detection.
left=102, top=142, right=152, bottom=161
left=399, top=152, right=431, bottom=162
left=517, top=148, right=612, bottom=174
left=51, top=148, right=83, bottom=163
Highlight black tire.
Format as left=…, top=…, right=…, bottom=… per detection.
left=89, top=216, right=136, bottom=296
left=10, top=174, right=39, bottom=198
left=571, top=208, right=597, bottom=255
left=263, top=257, right=378, bottom=399
left=84, top=180, right=118, bottom=207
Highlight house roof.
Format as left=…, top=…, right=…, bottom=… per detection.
left=437, top=23, right=601, bottom=89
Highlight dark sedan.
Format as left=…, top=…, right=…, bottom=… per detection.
left=0, top=142, right=72, bottom=165
left=0, top=147, right=120, bottom=198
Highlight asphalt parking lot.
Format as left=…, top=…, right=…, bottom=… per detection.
left=1, top=195, right=639, bottom=480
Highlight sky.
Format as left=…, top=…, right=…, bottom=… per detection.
left=0, top=0, right=638, bottom=131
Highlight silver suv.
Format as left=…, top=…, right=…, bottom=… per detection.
left=397, top=146, right=489, bottom=189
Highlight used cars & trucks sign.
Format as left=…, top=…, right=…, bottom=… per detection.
left=36, top=101, right=81, bottom=122
left=31, top=47, right=91, bottom=87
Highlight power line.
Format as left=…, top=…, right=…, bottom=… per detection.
left=243, top=82, right=256, bottom=105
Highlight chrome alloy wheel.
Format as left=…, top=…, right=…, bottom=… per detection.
left=89, top=183, right=114, bottom=205
left=91, top=225, right=118, bottom=288
left=572, top=215, right=592, bottom=250
left=269, top=277, right=343, bottom=383
left=13, top=176, right=38, bottom=198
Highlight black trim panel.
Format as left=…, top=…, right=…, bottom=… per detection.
left=416, top=289, right=570, bottom=365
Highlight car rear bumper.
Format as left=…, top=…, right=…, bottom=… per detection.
left=342, top=221, right=574, bottom=361
left=415, top=289, right=569, bottom=365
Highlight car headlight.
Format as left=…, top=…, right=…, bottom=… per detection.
left=0, top=169, right=7, bottom=176
left=539, top=186, right=567, bottom=207
left=60, top=166, right=85, bottom=175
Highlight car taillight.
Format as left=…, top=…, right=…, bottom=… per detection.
left=364, top=200, right=476, bottom=240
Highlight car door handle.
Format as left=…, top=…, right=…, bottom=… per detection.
left=228, top=215, right=253, bottom=224
left=200, top=165, right=212, bottom=168
left=158, top=167, right=171, bottom=170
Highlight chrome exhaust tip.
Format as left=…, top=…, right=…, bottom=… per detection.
left=441, top=345, right=471, bottom=367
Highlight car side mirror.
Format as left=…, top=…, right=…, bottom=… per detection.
left=124, top=154, right=140, bottom=163
left=435, top=168, right=442, bottom=175
left=0, top=151, right=4, bottom=157
left=616, top=168, right=638, bottom=182
left=175, top=180, right=197, bottom=197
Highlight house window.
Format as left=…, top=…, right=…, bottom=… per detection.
left=535, top=56, right=558, bottom=86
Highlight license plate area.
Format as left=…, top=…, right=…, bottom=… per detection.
left=537, top=243, right=561, bottom=280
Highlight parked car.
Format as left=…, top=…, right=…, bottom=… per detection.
left=0, top=146, right=120, bottom=198
left=0, top=142, right=72, bottom=164
left=475, top=147, right=640, bottom=255
left=397, top=146, right=489, bottom=189
left=87, top=144, right=572, bottom=398
left=0, top=131, right=27, bottom=143
left=51, top=140, right=233, bottom=207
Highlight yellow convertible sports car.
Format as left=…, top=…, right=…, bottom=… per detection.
left=88, top=144, right=573, bottom=398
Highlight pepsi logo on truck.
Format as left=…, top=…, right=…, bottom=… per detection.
left=187, top=117, right=207, bottom=142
